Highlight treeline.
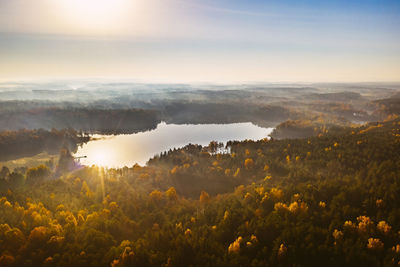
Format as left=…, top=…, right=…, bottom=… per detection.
left=1, top=88, right=398, bottom=137
left=269, top=116, right=349, bottom=140
left=0, top=100, right=291, bottom=136
left=306, top=102, right=373, bottom=122
left=0, top=129, right=89, bottom=161
left=372, top=94, right=400, bottom=119
left=161, top=102, right=291, bottom=126
left=0, top=108, right=161, bottom=133
left=0, top=119, right=399, bottom=266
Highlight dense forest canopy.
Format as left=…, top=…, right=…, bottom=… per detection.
left=0, top=108, right=161, bottom=134
left=0, top=114, right=399, bottom=266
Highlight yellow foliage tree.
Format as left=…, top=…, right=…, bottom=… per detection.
left=81, top=181, right=93, bottom=198
left=149, top=190, right=163, bottom=202
left=199, top=191, right=210, bottom=205
left=367, top=238, right=384, bottom=250
left=165, top=187, right=178, bottom=201
left=244, top=158, right=254, bottom=169
left=228, top=236, right=242, bottom=253
left=263, top=164, right=269, bottom=171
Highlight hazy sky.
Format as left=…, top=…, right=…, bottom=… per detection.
left=0, top=0, right=399, bottom=82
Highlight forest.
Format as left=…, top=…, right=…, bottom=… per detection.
left=0, top=82, right=397, bottom=135
left=0, top=115, right=399, bottom=266
left=0, top=129, right=89, bottom=162
left=0, top=108, right=161, bottom=134
left=1, top=0, right=399, bottom=263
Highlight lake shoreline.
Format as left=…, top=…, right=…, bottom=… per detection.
left=74, top=122, right=274, bottom=168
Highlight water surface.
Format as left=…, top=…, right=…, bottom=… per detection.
left=74, top=122, right=273, bottom=167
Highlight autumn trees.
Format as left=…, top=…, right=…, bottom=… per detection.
left=0, top=118, right=399, bottom=265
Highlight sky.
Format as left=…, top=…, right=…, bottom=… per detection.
left=0, top=0, right=399, bottom=83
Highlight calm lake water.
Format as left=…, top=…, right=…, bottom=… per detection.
left=74, top=122, right=273, bottom=167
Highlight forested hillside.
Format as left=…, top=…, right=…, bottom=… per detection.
left=1, top=83, right=398, bottom=136
left=0, top=118, right=399, bottom=266
left=0, top=107, right=161, bottom=133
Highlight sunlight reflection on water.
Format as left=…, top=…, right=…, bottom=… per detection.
left=74, top=122, right=273, bottom=167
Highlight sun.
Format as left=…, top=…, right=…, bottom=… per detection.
left=54, top=0, right=132, bottom=32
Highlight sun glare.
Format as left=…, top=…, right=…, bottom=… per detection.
left=55, top=0, right=132, bottom=32
left=90, top=149, right=111, bottom=167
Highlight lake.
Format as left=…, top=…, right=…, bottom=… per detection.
left=74, top=122, right=273, bottom=167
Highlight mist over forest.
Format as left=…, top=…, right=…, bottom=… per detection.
left=1, top=81, right=399, bottom=133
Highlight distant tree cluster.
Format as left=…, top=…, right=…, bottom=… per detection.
left=0, top=108, right=161, bottom=134
left=0, top=129, right=89, bottom=161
